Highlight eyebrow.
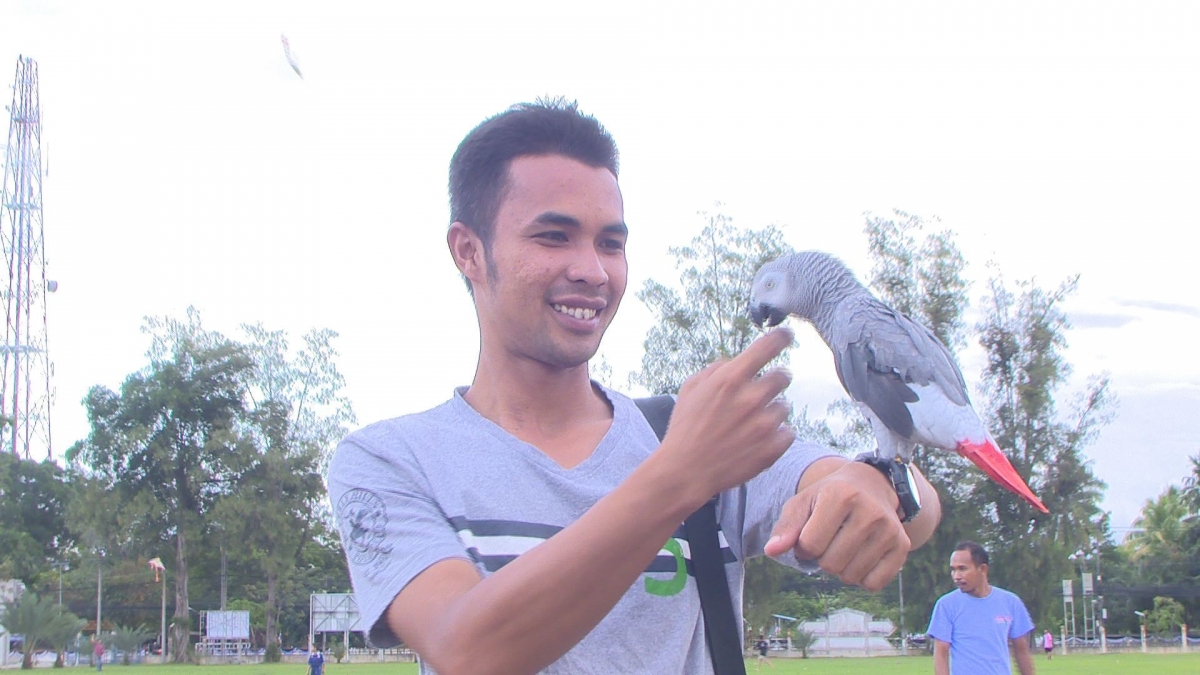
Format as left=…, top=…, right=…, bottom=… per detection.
left=533, top=211, right=628, bottom=236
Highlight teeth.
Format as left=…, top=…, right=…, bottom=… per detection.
left=553, top=304, right=597, bottom=320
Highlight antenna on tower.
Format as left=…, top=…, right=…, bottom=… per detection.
left=0, top=55, right=55, bottom=460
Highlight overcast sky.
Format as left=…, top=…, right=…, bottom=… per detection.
left=2, top=1, right=1197, bottom=536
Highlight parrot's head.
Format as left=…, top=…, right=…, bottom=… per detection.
left=749, top=259, right=792, bottom=328
left=748, top=264, right=787, bottom=326
left=751, top=251, right=861, bottom=328
left=750, top=252, right=827, bottom=327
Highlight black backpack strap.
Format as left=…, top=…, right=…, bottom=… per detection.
left=635, top=396, right=747, bottom=675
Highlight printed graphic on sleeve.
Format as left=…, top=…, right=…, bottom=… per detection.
left=448, top=516, right=736, bottom=597
left=337, top=489, right=392, bottom=568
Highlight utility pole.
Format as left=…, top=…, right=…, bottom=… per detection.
left=95, top=563, right=102, bottom=636
left=51, top=560, right=68, bottom=605
left=220, top=547, right=227, bottom=611
left=898, top=570, right=907, bottom=656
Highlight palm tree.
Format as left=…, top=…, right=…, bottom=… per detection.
left=1, top=592, right=60, bottom=669
left=792, top=628, right=819, bottom=659
left=45, top=612, right=86, bottom=668
left=1124, top=487, right=1191, bottom=582
left=1182, top=453, right=1200, bottom=514
left=110, top=624, right=155, bottom=665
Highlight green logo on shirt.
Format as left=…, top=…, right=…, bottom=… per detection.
left=644, top=538, right=687, bottom=597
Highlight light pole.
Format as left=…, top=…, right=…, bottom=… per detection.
left=50, top=561, right=69, bottom=606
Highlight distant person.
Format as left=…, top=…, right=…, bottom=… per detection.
left=928, top=541, right=1035, bottom=675
left=755, top=635, right=774, bottom=671
left=91, top=636, right=105, bottom=672
left=307, top=647, right=325, bottom=675
left=1042, top=629, right=1053, bottom=659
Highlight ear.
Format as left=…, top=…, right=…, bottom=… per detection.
left=447, top=221, right=487, bottom=286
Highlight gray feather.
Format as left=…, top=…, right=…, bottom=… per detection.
left=750, top=250, right=972, bottom=441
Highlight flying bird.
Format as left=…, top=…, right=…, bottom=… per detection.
left=750, top=250, right=1048, bottom=513
left=281, top=34, right=303, bottom=79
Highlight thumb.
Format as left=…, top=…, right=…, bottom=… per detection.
left=764, top=493, right=816, bottom=558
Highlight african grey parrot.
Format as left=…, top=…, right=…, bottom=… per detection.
left=749, top=250, right=1048, bottom=513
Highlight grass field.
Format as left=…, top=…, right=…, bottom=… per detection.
left=73, top=653, right=1200, bottom=674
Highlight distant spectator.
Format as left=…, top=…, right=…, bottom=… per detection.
left=1042, top=630, right=1053, bottom=659
left=307, top=647, right=325, bottom=675
left=755, top=635, right=773, bottom=671
left=92, top=636, right=105, bottom=673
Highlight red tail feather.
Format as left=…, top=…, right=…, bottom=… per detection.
left=956, top=439, right=1049, bottom=513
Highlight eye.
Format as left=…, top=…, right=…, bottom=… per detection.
left=535, top=231, right=569, bottom=243
left=600, top=237, right=626, bottom=252
left=765, top=280, right=775, bottom=289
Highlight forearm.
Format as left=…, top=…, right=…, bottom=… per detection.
left=1013, top=640, right=1036, bottom=675
left=934, top=643, right=950, bottom=675
left=421, top=450, right=705, bottom=674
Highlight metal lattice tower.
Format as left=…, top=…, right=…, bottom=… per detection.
left=1, top=56, right=54, bottom=460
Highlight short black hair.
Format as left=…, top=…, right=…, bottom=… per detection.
left=954, top=540, right=989, bottom=567
left=448, top=97, right=619, bottom=289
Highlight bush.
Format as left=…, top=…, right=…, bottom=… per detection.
left=265, top=642, right=281, bottom=663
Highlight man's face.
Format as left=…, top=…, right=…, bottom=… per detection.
left=471, top=154, right=627, bottom=370
left=950, top=549, right=988, bottom=596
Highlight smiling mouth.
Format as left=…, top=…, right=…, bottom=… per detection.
left=553, top=304, right=598, bottom=320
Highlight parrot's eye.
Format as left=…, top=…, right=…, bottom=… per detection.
left=766, top=280, right=775, bottom=289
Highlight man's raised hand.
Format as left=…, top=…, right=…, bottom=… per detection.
left=660, top=327, right=796, bottom=502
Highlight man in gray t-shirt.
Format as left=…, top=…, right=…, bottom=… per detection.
left=328, top=100, right=942, bottom=674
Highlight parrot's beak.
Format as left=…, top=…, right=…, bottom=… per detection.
left=751, top=303, right=788, bottom=328
left=957, top=440, right=1050, bottom=514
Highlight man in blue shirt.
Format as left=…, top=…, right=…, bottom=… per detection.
left=927, top=541, right=1036, bottom=675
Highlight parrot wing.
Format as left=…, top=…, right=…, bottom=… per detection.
left=831, top=298, right=970, bottom=440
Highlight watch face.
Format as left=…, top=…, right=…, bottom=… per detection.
left=903, top=463, right=922, bottom=508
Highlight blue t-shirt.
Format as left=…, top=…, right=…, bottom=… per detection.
left=927, top=586, right=1034, bottom=675
left=308, top=652, right=324, bottom=675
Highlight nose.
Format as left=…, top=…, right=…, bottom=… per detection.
left=567, top=245, right=609, bottom=286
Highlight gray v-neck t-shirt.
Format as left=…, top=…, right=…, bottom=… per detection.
left=328, top=384, right=831, bottom=674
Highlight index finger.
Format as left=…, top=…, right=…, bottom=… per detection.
left=726, top=326, right=794, bottom=380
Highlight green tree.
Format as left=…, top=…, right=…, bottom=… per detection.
left=633, top=208, right=792, bottom=395
left=2, top=592, right=62, bottom=669
left=857, top=211, right=1110, bottom=633
left=109, top=624, right=155, bottom=665
left=974, top=274, right=1111, bottom=629
left=1146, top=596, right=1186, bottom=635
left=212, top=324, right=354, bottom=659
left=792, top=628, right=818, bottom=658
left=1122, top=487, right=1192, bottom=583
left=1182, top=453, right=1200, bottom=513
left=44, top=610, right=86, bottom=668
left=66, top=309, right=254, bottom=662
left=0, top=454, right=73, bottom=582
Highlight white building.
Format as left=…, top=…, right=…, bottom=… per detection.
left=801, top=607, right=900, bottom=657
left=0, top=579, right=27, bottom=668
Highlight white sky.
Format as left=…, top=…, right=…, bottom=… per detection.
left=2, top=1, right=1197, bottom=535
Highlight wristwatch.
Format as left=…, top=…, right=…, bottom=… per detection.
left=854, top=453, right=922, bottom=523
